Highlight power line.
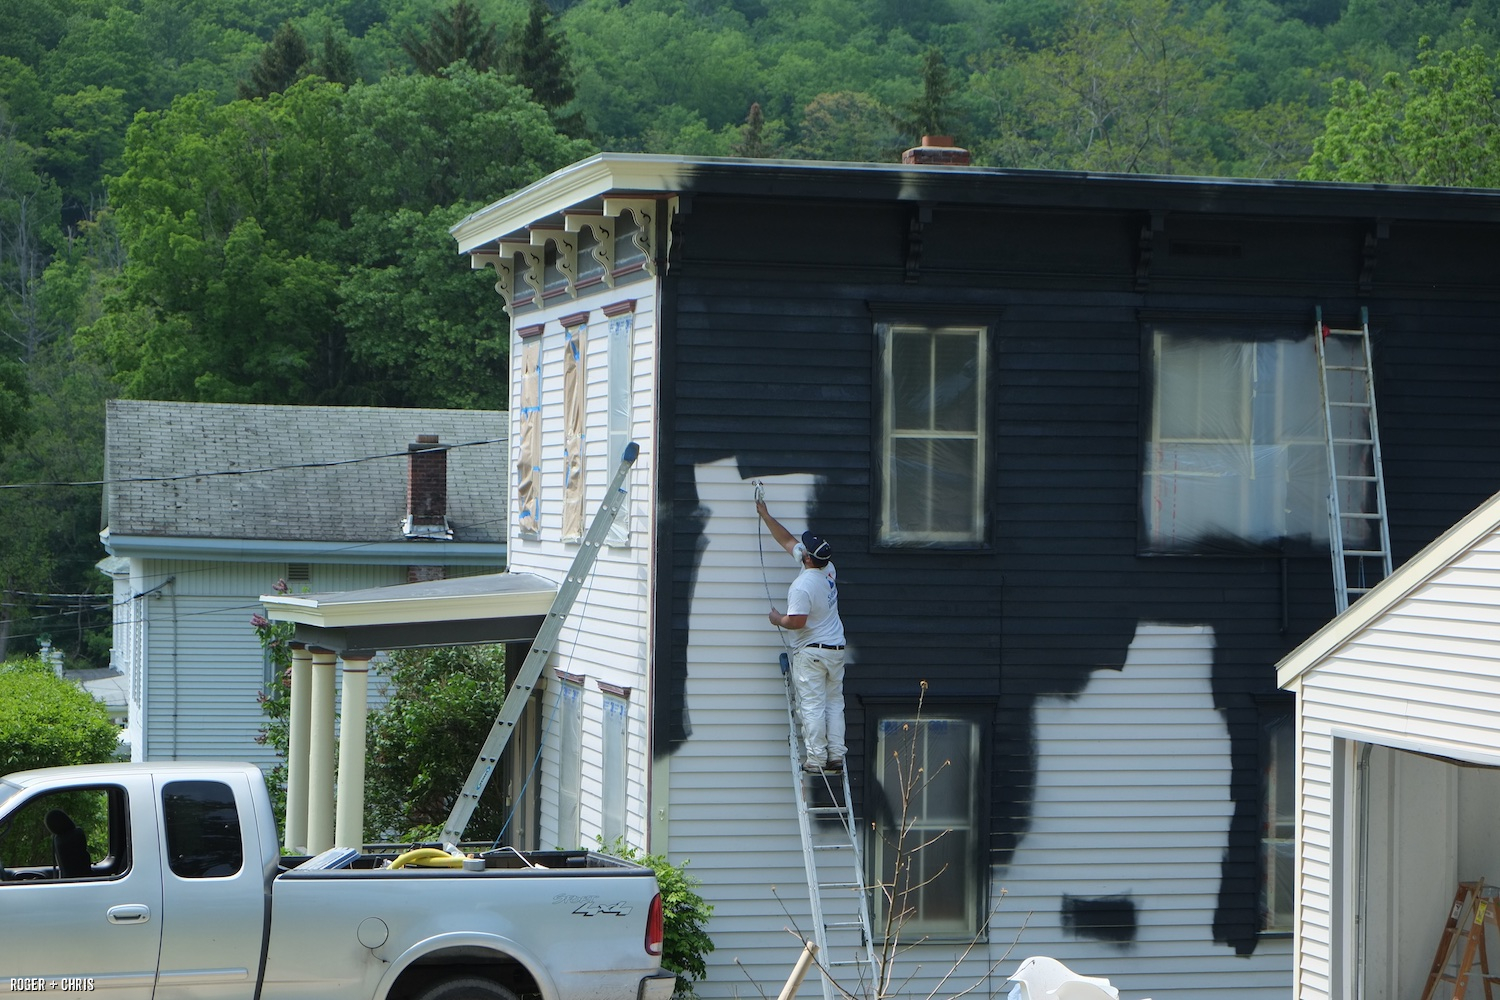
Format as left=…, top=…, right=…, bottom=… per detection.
left=0, top=437, right=507, bottom=490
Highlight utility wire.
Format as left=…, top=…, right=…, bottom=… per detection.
left=0, top=437, right=507, bottom=490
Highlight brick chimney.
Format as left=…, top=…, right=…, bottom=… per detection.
left=902, top=134, right=972, bottom=166
left=403, top=434, right=451, bottom=540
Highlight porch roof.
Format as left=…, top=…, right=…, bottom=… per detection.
left=261, top=572, right=556, bottom=657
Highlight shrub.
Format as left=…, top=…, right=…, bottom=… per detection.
left=0, top=656, right=120, bottom=774
left=604, top=839, right=715, bottom=997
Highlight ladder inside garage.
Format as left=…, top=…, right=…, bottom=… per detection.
left=1314, top=306, right=1393, bottom=614
left=441, top=442, right=639, bottom=845
left=781, top=652, right=879, bottom=1000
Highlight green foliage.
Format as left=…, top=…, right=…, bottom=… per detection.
left=252, top=591, right=296, bottom=833
left=239, top=22, right=314, bottom=99
left=364, top=645, right=510, bottom=840
left=0, top=656, right=119, bottom=774
left=401, top=0, right=502, bottom=75
left=603, top=839, right=716, bottom=996
left=1302, top=32, right=1500, bottom=185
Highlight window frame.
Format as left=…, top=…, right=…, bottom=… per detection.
left=864, top=700, right=991, bottom=942
left=599, top=686, right=630, bottom=847
left=0, top=784, right=130, bottom=883
left=555, top=672, right=585, bottom=848
left=1140, top=315, right=1330, bottom=556
left=1258, top=697, right=1295, bottom=935
left=872, top=315, right=995, bottom=550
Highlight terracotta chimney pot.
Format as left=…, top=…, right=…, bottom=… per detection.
left=902, top=134, right=972, bottom=166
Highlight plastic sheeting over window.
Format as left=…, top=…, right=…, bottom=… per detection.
left=517, top=339, right=541, bottom=539
left=562, top=323, right=586, bottom=542
left=876, top=323, right=987, bottom=547
left=1144, top=326, right=1330, bottom=554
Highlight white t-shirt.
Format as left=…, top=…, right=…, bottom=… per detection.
left=787, top=561, right=844, bottom=649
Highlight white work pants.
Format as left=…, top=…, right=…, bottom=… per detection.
left=791, top=646, right=846, bottom=766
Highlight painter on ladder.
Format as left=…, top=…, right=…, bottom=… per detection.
left=756, top=497, right=847, bottom=774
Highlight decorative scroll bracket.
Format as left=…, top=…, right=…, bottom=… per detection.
left=603, top=197, right=664, bottom=276
left=531, top=228, right=578, bottom=298
left=565, top=213, right=616, bottom=287
left=1360, top=218, right=1389, bottom=294
left=470, top=252, right=515, bottom=316
left=499, top=239, right=545, bottom=303
left=1136, top=210, right=1166, bottom=292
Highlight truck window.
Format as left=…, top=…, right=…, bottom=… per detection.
left=0, top=786, right=126, bottom=882
left=162, top=780, right=243, bottom=878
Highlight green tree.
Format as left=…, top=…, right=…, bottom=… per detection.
left=0, top=656, right=119, bottom=774
left=730, top=101, right=785, bottom=156
left=976, top=0, right=1232, bottom=173
left=794, top=91, right=900, bottom=162
left=401, top=0, right=502, bottom=76
left=364, top=645, right=511, bottom=840
left=239, top=22, right=313, bottom=100
left=1301, top=34, right=1500, bottom=186
left=892, top=46, right=959, bottom=142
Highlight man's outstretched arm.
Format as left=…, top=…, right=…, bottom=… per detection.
left=755, top=498, right=798, bottom=556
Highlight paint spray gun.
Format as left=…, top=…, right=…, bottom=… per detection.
left=753, top=480, right=765, bottom=504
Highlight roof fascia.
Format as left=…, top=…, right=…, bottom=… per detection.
left=101, top=532, right=506, bottom=566
left=261, top=580, right=557, bottom=629
left=1277, top=488, right=1500, bottom=689
left=451, top=154, right=690, bottom=252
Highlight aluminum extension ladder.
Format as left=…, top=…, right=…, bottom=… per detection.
left=1314, top=307, right=1393, bottom=613
left=780, top=652, right=879, bottom=1000
left=440, top=442, right=639, bottom=844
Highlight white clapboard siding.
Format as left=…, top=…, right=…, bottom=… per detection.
left=985, top=624, right=1291, bottom=1000
left=1281, top=511, right=1500, bottom=1000
left=672, top=459, right=835, bottom=999
left=133, top=560, right=409, bottom=766
left=513, top=287, right=658, bottom=853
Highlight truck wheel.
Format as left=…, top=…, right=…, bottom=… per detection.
left=413, top=976, right=520, bottom=1000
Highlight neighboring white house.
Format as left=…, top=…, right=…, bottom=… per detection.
left=100, top=400, right=507, bottom=766
left=1278, top=489, right=1500, bottom=1000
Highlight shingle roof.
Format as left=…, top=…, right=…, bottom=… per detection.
left=105, top=400, right=507, bottom=544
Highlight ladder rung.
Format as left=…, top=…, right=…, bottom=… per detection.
left=1326, top=327, right=1367, bottom=335
left=807, top=806, right=849, bottom=815
left=1329, top=401, right=1372, bottom=409
left=813, top=843, right=853, bottom=852
left=1338, top=512, right=1382, bottom=520
left=819, top=881, right=863, bottom=890
left=1336, top=475, right=1377, bottom=483
left=1325, top=365, right=1368, bottom=372
left=825, top=920, right=866, bottom=929
left=1344, top=549, right=1387, bottom=557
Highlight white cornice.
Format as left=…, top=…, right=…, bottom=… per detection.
left=450, top=154, right=689, bottom=253
left=261, top=572, right=558, bottom=628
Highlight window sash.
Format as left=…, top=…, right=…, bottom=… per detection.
left=601, top=694, right=628, bottom=846
left=558, top=683, right=583, bottom=847
left=1261, top=709, right=1295, bottom=933
left=870, top=714, right=983, bottom=939
left=1144, top=329, right=1330, bottom=552
left=879, top=324, right=987, bottom=546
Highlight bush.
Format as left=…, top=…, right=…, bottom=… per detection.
left=365, top=645, right=510, bottom=841
left=604, top=839, right=715, bottom=997
left=0, top=656, right=120, bottom=774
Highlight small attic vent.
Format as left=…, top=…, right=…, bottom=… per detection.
left=286, top=563, right=311, bottom=583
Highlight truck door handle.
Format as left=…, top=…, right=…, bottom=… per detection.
left=107, top=904, right=151, bottom=924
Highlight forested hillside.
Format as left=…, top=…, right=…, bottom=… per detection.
left=2, top=0, right=1498, bottom=662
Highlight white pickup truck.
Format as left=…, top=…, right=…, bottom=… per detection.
left=0, top=761, right=677, bottom=1000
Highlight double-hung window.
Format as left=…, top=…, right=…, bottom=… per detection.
left=1260, top=703, right=1295, bottom=933
left=868, top=708, right=986, bottom=940
left=876, top=322, right=989, bottom=547
left=1143, top=322, right=1329, bottom=554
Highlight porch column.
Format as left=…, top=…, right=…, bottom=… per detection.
left=306, top=646, right=337, bottom=854
left=284, top=643, right=312, bottom=853
left=334, top=653, right=372, bottom=850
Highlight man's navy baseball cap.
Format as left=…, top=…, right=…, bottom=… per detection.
left=801, top=532, right=833, bottom=561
